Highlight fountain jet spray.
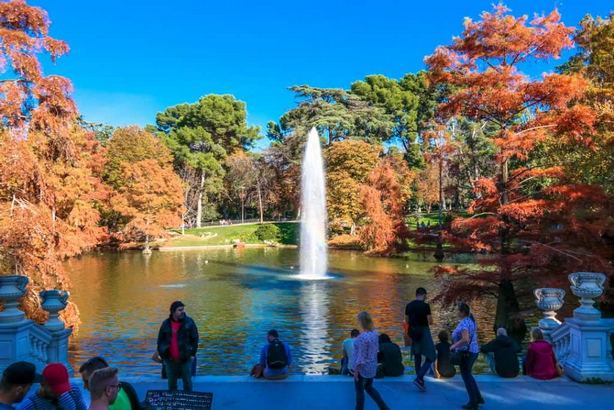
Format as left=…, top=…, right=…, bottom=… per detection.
left=298, top=128, right=328, bottom=279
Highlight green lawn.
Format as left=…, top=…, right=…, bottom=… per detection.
left=163, top=222, right=299, bottom=247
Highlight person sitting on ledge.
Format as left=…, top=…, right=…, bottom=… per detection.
left=79, top=357, right=140, bottom=410
left=481, top=327, right=521, bottom=378
left=87, top=368, right=120, bottom=410
left=524, top=328, right=561, bottom=380
left=433, top=330, right=455, bottom=379
left=19, top=363, right=87, bottom=410
left=341, top=329, right=359, bottom=376
left=0, top=362, right=41, bottom=410
left=259, top=329, right=292, bottom=380
left=376, top=334, right=404, bottom=377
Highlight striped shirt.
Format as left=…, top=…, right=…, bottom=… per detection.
left=18, top=386, right=87, bottom=410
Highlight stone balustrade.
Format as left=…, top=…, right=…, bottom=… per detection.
left=536, top=271, right=614, bottom=382
left=0, top=275, right=73, bottom=374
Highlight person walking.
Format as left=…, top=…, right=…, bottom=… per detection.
left=156, top=301, right=199, bottom=391
left=451, top=303, right=484, bottom=410
left=0, top=362, right=41, bottom=410
left=405, top=287, right=436, bottom=391
left=87, top=368, right=120, bottom=410
left=352, top=311, right=389, bottom=410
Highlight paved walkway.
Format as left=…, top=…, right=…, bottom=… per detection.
left=103, top=375, right=612, bottom=409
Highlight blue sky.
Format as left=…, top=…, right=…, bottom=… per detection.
left=33, top=0, right=612, bottom=145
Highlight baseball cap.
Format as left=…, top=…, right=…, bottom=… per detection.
left=42, top=363, right=70, bottom=395
left=1, top=362, right=42, bottom=385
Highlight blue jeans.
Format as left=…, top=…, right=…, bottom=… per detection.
left=164, top=359, right=193, bottom=391
left=354, top=375, right=389, bottom=410
left=414, top=354, right=433, bottom=382
left=459, top=353, right=483, bottom=405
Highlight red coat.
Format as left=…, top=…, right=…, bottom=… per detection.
left=525, top=340, right=559, bottom=380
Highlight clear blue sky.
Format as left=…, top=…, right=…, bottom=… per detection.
left=33, top=0, right=612, bottom=144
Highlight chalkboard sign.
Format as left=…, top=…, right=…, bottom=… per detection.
left=144, top=390, right=213, bottom=410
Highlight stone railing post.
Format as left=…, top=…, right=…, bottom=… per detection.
left=0, top=275, right=36, bottom=372
left=535, top=288, right=565, bottom=341
left=40, top=290, right=73, bottom=375
left=562, top=272, right=614, bottom=382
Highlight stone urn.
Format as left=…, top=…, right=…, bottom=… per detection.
left=40, top=290, right=70, bottom=331
left=569, top=271, right=606, bottom=321
left=534, top=288, right=565, bottom=331
left=0, top=275, right=29, bottom=323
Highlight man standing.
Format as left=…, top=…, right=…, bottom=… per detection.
left=157, top=301, right=199, bottom=391
left=79, top=357, right=139, bottom=410
left=0, top=362, right=41, bottom=410
left=259, top=330, right=292, bottom=380
left=405, top=287, right=436, bottom=392
left=87, top=368, right=120, bottom=410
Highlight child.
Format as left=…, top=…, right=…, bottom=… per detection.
left=434, top=330, right=456, bottom=378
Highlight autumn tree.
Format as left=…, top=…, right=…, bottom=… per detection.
left=359, top=154, right=413, bottom=254
left=0, top=0, right=107, bottom=326
left=426, top=4, right=607, bottom=340
left=325, top=140, right=381, bottom=234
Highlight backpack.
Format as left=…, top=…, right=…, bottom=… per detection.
left=267, top=339, right=288, bottom=369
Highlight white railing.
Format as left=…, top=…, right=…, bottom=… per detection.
left=28, top=325, right=52, bottom=368
left=550, top=322, right=571, bottom=365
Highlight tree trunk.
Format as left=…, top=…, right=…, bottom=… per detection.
left=494, top=279, right=527, bottom=344
left=257, top=182, right=264, bottom=224
left=196, top=172, right=205, bottom=228
left=240, top=190, right=245, bottom=224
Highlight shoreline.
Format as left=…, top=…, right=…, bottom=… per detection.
left=157, top=243, right=299, bottom=251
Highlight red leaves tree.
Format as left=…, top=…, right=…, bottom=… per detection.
left=425, top=4, right=611, bottom=340
left=359, top=155, right=413, bottom=254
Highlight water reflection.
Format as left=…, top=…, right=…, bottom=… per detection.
left=64, top=248, right=494, bottom=375
left=298, top=281, right=331, bottom=374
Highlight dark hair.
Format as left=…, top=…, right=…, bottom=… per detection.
left=268, top=329, right=279, bottom=338
left=378, top=333, right=392, bottom=344
left=416, top=287, right=427, bottom=297
left=350, top=329, right=359, bottom=338
left=79, top=357, right=109, bottom=374
left=458, top=302, right=475, bottom=322
left=438, top=330, right=449, bottom=343
left=169, top=301, right=185, bottom=316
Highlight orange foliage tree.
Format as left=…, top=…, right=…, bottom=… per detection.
left=425, top=4, right=611, bottom=340
left=0, top=0, right=108, bottom=326
left=359, top=154, right=413, bottom=254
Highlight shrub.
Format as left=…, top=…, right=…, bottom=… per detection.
left=255, top=224, right=281, bottom=242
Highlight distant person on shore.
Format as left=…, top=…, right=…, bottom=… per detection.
left=19, top=363, right=87, bottom=410
left=405, top=287, right=436, bottom=392
left=524, top=328, right=561, bottom=380
left=87, top=368, right=120, bottom=410
left=79, top=357, right=140, bottom=410
left=156, top=301, right=199, bottom=391
left=433, top=331, right=455, bottom=379
left=376, top=334, right=404, bottom=377
left=481, top=327, right=521, bottom=378
left=342, top=329, right=360, bottom=376
left=0, top=362, right=41, bottom=410
left=258, top=329, right=292, bottom=380
left=451, top=303, right=484, bottom=410
left=352, top=312, right=389, bottom=410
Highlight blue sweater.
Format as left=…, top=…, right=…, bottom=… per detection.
left=259, top=340, right=292, bottom=377
left=18, top=386, right=86, bottom=410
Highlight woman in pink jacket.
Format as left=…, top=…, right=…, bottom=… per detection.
left=524, top=328, right=561, bottom=380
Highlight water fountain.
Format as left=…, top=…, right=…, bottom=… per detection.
left=298, top=128, right=328, bottom=280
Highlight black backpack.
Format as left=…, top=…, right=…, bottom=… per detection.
left=267, top=339, right=288, bottom=369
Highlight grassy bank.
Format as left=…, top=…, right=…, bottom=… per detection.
left=162, top=222, right=299, bottom=247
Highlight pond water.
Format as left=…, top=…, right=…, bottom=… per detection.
left=65, top=248, right=494, bottom=375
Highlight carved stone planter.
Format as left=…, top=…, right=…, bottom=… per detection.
left=569, top=272, right=606, bottom=321
left=535, top=288, right=565, bottom=336
left=40, top=290, right=69, bottom=331
left=0, top=275, right=29, bottom=324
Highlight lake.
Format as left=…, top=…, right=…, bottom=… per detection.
left=65, top=248, right=493, bottom=375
